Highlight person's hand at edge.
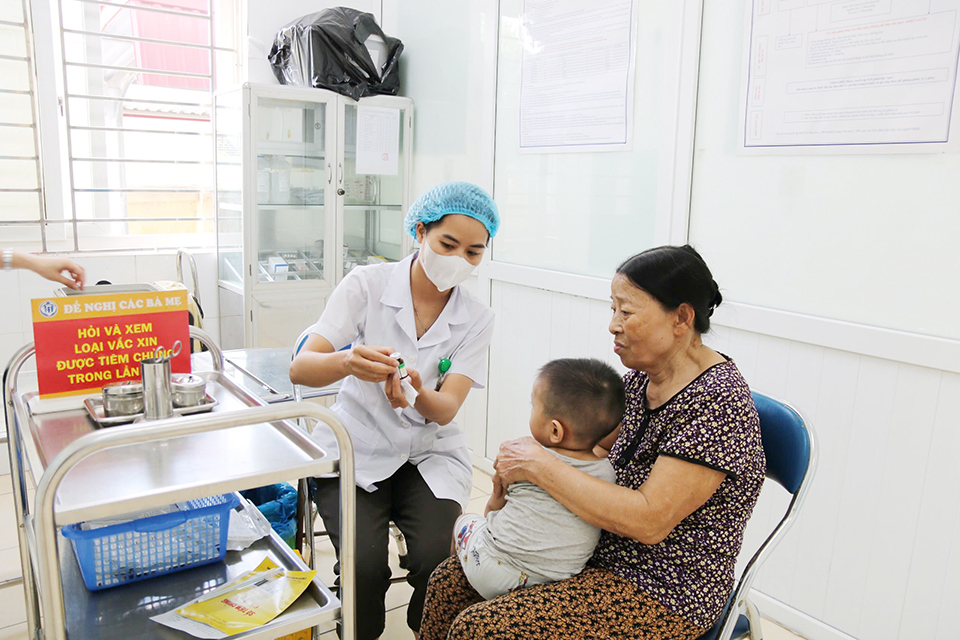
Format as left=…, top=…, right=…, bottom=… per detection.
left=11, top=252, right=85, bottom=290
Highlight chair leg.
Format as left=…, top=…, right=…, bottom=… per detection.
left=296, top=478, right=309, bottom=556
left=391, top=523, right=409, bottom=569
left=744, top=599, right=763, bottom=640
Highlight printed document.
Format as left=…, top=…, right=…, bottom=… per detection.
left=742, top=0, right=960, bottom=149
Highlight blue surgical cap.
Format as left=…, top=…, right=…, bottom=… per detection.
left=403, top=182, right=499, bottom=239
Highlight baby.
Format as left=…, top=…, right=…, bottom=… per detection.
left=454, top=358, right=624, bottom=599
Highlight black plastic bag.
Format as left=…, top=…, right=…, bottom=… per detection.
left=268, top=7, right=403, bottom=100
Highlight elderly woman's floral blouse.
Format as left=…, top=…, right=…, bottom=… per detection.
left=590, top=359, right=765, bottom=630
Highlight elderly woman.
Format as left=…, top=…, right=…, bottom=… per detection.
left=291, top=182, right=499, bottom=640
left=419, top=245, right=766, bottom=640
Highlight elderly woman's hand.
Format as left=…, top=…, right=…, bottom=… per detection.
left=494, top=436, right=552, bottom=486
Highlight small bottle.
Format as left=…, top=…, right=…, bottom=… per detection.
left=390, top=352, right=419, bottom=405
left=391, top=352, right=409, bottom=379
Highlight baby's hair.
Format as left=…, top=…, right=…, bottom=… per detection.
left=537, top=358, right=625, bottom=447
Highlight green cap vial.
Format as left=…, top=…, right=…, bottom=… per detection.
left=390, top=352, right=409, bottom=379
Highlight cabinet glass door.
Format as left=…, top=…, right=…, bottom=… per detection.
left=341, top=103, right=407, bottom=276
left=255, top=97, right=328, bottom=283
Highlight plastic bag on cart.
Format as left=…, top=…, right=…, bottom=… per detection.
left=227, top=496, right=273, bottom=551
left=240, top=483, right=299, bottom=548
left=268, top=6, right=403, bottom=100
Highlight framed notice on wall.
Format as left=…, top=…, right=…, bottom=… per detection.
left=740, top=0, right=960, bottom=152
left=518, top=0, right=637, bottom=153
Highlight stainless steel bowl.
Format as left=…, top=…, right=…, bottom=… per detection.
left=171, top=373, right=206, bottom=408
left=102, top=380, right=144, bottom=417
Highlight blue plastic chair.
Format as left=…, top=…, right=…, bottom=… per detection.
left=696, top=391, right=818, bottom=640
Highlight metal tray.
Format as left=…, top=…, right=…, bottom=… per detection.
left=83, top=394, right=219, bottom=427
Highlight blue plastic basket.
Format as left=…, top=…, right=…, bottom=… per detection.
left=61, top=493, right=238, bottom=591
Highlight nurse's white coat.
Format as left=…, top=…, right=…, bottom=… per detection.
left=306, top=252, right=494, bottom=509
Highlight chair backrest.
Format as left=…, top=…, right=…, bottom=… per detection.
left=753, top=392, right=811, bottom=495
left=699, top=391, right=818, bottom=640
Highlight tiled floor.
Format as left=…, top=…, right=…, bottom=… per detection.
left=0, top=466, right=807, bottom=640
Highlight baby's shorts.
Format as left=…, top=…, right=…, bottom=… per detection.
left=453, top=513, right=550, bottom=600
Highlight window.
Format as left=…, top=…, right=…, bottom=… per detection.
left=0, top=0, right=45, bottom=245
left=2, top=0, right=242, bottom=252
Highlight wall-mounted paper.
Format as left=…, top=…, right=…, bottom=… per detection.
left=741, top=0, right=960, bottom=150
left=356, top=105, right=400, bottom=175
left=518, top=0, right=636, bottom=153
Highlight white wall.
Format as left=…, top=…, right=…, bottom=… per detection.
left=708, top=321, right=960, bottom=640
left=389, top=1, right=960, bottom=640
left=682, top=1, right=960, bottom=638
left=380, top=0, right=500, bottom=458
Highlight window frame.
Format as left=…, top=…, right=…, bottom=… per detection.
left=5, top=0, right=243, bottom=254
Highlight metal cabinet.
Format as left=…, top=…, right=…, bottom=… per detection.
left=215, top=83, right=414, bottom=349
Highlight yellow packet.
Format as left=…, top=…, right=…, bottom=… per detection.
left=177, top=558, right=316, bottom=636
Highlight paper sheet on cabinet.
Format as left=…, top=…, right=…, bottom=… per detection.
left=356, top=105, right=400, bottom=175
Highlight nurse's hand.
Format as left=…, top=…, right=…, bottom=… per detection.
left=385, top=368, right=422, bottom=409
left=342, top=345, right=399, bottom=383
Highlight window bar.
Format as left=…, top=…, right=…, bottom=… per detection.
left=71, top=157, right=211, bottom=165
left=57, top=0, right=79, bottom=250
left=64, top=61, right=213, bottom=80
left=23, top=0, right=47, bottom=251
left=209, top=0, right=219, bottom=235
left=74, top=187, right=210, bottom=193
left=67, top=93, right=213, bottom=108
left=62, top=28, right=233, bottom=53
left=73, top=0, right=212, bottom=20
left=69, top=125, right=212, bottom=137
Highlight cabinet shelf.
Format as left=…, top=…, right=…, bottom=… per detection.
left=257, top=202, right=326, bottom=209
left=257, top=143, right=325, bottom=159
left=342, top=204, right=402, bottom=210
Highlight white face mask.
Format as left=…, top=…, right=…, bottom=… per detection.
left=419, top=237, right=477, bottom=292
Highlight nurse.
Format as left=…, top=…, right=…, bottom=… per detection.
left=289, top=181, right=499, bottom=640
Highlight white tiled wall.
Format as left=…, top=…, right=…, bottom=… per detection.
left=483, top=279, right=960, bottom=640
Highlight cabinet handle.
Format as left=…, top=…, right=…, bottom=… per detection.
left=327, top=162, right=332, bottom=185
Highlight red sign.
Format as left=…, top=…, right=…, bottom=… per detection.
left=32, top=291, right=191, bottom=398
